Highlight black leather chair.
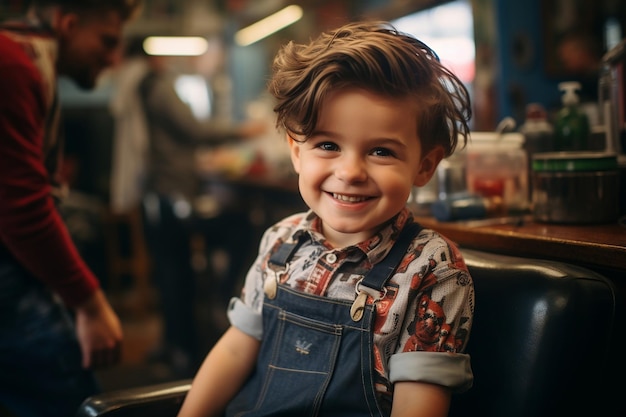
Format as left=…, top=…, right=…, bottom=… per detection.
left=449, top=249, right=624, bottom=417
left=76, top=248, right=625, bottom=417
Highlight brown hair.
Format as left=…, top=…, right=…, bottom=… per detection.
left=268, top=21, right=471, bottom=156
left=29, top=0, right=143, bottom=21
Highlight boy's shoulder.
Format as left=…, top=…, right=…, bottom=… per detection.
left=413, top=224, right=457, bottom=250
left=275, top=211, right=309, bottom=227
left=260, top=211, right=309, bottom=242
left=412, top=225, right=469, bottom=273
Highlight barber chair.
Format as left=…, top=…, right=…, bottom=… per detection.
left=76, top=248, right=625, bottom=417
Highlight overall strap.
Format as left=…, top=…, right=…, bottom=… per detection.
left=350, top=221, right=422, bottom=322
left=264, top=232, right=310, bottom=299
left=361, top=222, right=422, bottom=292
left=268, top=232, right=310, bottom=268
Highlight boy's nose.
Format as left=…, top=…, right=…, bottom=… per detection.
left=335, top=155, right=368, bottom=183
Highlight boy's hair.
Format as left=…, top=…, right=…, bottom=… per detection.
left=269, top=21, right=471, bottom=156
left=29, top=0, right=143, bottom=21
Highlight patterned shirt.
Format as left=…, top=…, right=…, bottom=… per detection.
left=229, top=207, right=474, bottom=402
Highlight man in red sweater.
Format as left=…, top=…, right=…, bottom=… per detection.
left=0, top=1, right=141, bottom=416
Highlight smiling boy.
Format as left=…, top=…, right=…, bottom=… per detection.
left=178, top=21, right=474, bottom=417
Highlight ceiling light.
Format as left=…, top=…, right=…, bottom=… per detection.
left=235, top=5, right=303, bottom=47
left=143, top=36, right=209, bottom=56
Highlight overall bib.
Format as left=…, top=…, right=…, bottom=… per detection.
left=226, top=223, right=421, bottom=417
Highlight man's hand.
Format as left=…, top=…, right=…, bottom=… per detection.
left=74, top=289, right=124, bottom=369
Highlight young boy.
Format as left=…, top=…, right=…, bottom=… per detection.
left=178, top=21, right=474, bottom=417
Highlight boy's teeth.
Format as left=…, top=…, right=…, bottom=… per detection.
left=333, top=193, right=367, bottom=202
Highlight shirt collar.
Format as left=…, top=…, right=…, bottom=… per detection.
left=288, top=208, right=414, bottom=263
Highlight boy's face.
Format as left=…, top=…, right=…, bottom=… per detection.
left=289, top=87, right=443, bottom=247
left=56, top=10, right=125, bottom=89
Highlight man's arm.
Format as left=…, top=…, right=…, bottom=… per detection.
left=0, top=35, right=122, bottom=368
left=0, top=38, right=99, bottom=305
left=177, top=326, right=260, bottom=417
left=142, top=72, right=265, bottom=145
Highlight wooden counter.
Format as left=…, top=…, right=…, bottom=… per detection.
left=414, top=215, right=626, bottom=273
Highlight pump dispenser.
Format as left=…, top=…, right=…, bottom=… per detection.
left=560, top=82, right=580, bottom=106
left=554, top=81, right=590, bottom=151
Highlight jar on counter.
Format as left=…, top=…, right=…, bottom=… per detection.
left=531, top=152, right=619, bottom=224
left=465, top=132, right=529, bottom=213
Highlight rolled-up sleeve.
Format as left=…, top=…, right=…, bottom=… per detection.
left=227, top=297, right=263, bottom=340
left=389, top=351, right=473, bottom=393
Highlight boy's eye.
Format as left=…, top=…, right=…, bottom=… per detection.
left=371, top=147, right=395, bottom=157
left=317, top=142, right=339, bottom=151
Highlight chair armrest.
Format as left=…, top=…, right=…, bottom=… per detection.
left=76, top=379, right=192, bottom=417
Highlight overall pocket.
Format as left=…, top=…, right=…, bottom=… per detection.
left=260, top=308, right=342, bottom=415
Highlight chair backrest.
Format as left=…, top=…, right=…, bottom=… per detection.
left=450, top=249, right=624, bottom=417
left=76, top=248, right=625, bottom=417
left=76, top=380, right=191, bottom=417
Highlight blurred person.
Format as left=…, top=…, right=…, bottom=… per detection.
left=109, top=39, right=266, bottom=376
left=109, top=36, right=151, bottom=215
left=0, top=1, right=141, bottom=416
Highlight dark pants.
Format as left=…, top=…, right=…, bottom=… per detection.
left=0, top=251, right=99, bottom=417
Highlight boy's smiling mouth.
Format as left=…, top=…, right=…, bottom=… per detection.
left=331, top=192, right=372, bottom=203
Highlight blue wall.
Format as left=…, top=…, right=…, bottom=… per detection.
left=494, top=0, right=563, bottom=123
left=493, top=0, right=611, bottom=125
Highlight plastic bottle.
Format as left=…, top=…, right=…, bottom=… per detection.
left=520, top=104, right=554, bottom=154
left=519, top=103, right=554, bottom=199
left=554, top=82, right=590, bottom=151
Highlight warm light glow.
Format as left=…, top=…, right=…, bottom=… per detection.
left=143, top=36, right=209, bottom=56
left=392, top=0, right=475, bottom=83
left=235, top=5, right=303, bottom=46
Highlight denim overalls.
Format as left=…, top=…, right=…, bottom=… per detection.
left=226, top=223, right=421, bottom=417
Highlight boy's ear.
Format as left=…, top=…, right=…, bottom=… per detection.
left=413, top=145, right=445, bottom=187
left=287, top=133, right=301, bottom=174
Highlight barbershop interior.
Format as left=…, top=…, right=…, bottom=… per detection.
left=2, top=0, right=626, bottom=416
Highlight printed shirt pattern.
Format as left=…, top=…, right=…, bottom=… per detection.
left=238, top=207, right=474, bottom=398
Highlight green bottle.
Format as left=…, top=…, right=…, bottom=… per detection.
left=554, top=81, right=590, bottom=151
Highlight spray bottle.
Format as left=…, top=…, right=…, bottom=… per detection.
left=554, top=82, right=590, bottom=151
